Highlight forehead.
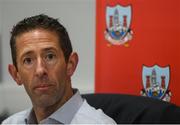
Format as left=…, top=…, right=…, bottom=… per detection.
left=16, top=28, right=59, bottom=43
left=15, top=29, right=61, bottom=56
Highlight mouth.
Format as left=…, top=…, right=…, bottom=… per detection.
left=34, top=84, right=54, bottom=92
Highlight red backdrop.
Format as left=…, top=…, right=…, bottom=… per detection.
left=95, top=0, right=180, bottom=105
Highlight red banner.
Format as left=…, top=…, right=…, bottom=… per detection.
left=95, top=0, right=180, bottom=105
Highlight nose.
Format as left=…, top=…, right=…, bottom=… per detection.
left=35, top=57, right=47, bottom=77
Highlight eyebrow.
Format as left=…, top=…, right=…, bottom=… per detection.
left=43, top=47, right=57, bottom=52
left=21, top=50, right=33, bottom=57
left=21, top=47, right=57, bottom=57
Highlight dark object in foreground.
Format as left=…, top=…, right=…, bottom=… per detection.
left=0, top=110, right=9, bottom=124
left=82, top=94, right=180, bottom=124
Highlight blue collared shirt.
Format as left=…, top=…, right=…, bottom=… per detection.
left=2, top=89, right=116, bottom=124
left=39, top=89, right=83, bottom=124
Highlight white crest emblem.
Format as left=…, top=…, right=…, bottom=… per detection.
left=140, top=65, right=172, bottom=102
left=105, top=5, right=133, bottom=46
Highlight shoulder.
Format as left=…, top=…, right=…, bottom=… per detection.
left=71, top=100, right=116, bottom=124
left=1, top=109, right=30, bottom=124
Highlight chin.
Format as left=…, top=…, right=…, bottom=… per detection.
left=33, top=95, right=57, bottom=108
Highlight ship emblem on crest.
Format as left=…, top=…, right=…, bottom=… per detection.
left=140, top=65, right=172, bottom=102
left=105, top=4, right=133, bottom=47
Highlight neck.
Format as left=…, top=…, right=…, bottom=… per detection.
left=33, top=87, right=73, bottom=123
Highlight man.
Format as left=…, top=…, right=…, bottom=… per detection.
left=2, top=14, right=116, bottom=124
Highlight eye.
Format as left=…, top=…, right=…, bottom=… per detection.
left=45, top=52, right=56, bottom=61
left=23, top=57, right=33, bottom=65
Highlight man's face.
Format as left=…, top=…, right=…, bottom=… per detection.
left=11, top=29, right=73, bottom=108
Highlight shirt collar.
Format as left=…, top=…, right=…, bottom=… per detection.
left=25, top=109, right=37, bottom=124
left=26, top=89, right=83, bottom=124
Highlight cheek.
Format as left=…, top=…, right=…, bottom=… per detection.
left=19, top=71, right=32, bottom=82
left=18, top=71, right=33, bottom=90
left=51, top=64, right=68, bottom=82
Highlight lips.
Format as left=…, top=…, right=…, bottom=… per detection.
left=34, top=84, right=53, bottom=91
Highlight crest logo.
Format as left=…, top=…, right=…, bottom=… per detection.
left=140, top=65, right=172, bottom=102
left=105, top=4, right=133, bottom=47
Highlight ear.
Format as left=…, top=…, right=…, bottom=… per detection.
left=66, top=52, right=79, bottom=77
left=8, top=64, right=22, bottom=86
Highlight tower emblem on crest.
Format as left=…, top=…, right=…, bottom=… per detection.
left=140, top=65, right=172, bottom=102
left=105, top=4, right=133, bottom=46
